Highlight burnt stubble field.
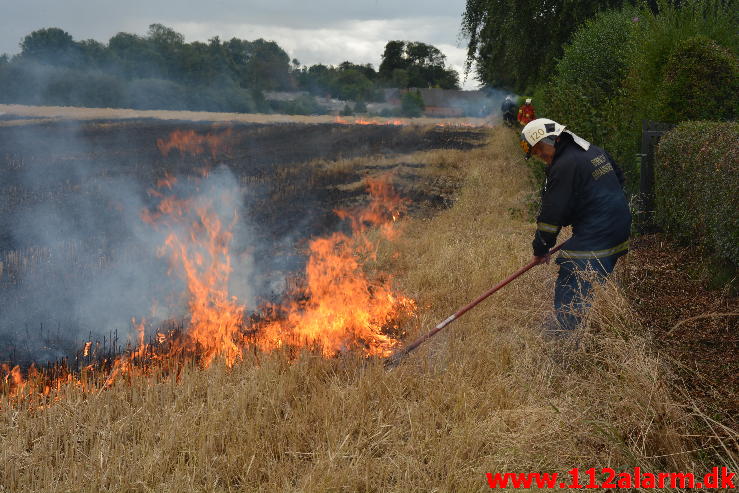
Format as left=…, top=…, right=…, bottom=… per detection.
left=0, top=120, right=485, bottom=364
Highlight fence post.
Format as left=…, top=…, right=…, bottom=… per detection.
left=636, top=120, right=673, bottom=234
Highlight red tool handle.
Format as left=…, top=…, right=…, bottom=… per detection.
left=385, top=244, right=563, bottom=367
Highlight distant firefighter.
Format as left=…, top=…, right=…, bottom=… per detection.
left=501, top=95, right=517, bottom=127
left=517, top=98, right=536, bottom=126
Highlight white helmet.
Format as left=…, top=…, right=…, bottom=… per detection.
left=519, top=118, right=566, bottom=160
left=525, top=98, right=532, bottom=104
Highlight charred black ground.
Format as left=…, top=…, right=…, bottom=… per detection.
left=0, top=120, right=485, bottom=364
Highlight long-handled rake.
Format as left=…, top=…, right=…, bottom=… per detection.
left=384, top=243, right=563, bottom=368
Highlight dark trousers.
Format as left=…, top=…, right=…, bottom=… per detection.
left=553, top=254, right=621, bottom=331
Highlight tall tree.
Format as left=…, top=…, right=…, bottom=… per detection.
left=20, top=28, right=77, bottom=64
left=180, top=38, right=229, bottom=85
left=379, top=40, right=407, bottom=77
left=338, top=61, right=377, bottom=80
left=244, top=39, right=292, bottom=91
left=76, top=39, right=109, bottom=68
left=378, top=41, right=459, bottom=89
left=461, top=0, right=632, bottom=91
left=405, top=42, right=446, bottom=67
left=146, top=23, right=185, bottom=47
left=108, top=32, right=164, bottom=79
left=145, top=24, right=186, bottom=79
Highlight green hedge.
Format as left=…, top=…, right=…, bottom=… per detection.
left=655, top=121, right=739, bottom=268
left=657, top=36, right=739, bottom=123
left=537, top=0, right=738, bottom=193
left=539, top=8, right=641, bottom=186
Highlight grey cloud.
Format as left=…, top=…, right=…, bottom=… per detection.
left=1, top=0, right=469, bottom=60
left=4, top=0, right=463, bottom=36
left=1, top=1, right=478, bottom=88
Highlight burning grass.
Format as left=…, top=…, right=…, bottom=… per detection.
left=0, top=121, right=481, bottom=366
left=1, top=167, right=416, bottom=404
left=1, top=127, right=735, bottom=492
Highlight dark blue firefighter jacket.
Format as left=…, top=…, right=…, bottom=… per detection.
left=532, top=131, right=632, bottom=260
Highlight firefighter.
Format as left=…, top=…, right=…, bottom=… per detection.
left=517, top=98, right=536, bottom=126
left=501, top=95, right=517, bottom=126
left=519, top=118, right=631, bottom=335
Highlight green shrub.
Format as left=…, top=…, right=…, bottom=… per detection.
left=400, top=90, right=424, bottom=117
left=539, top=0, right=738, bottom=192
left=656, top=36, right=738, bottom=123
left=538, top=8, right=641, bottom=185
left=354, top=100, right=368, bottom=113
left=621, top=0, right=738, bottom=123
left=340, top=103, right=354, bottom=116
left=0, top=62, right=51, bottom=105
left=0, top=62, right=127, bottom=108
left=550, top=9, right=639, bottom=96
left=655, top=121, right=739, bottom=269
left=611, top=0, right=737, bottom=193
left=42, top=67, right=123, bottom=107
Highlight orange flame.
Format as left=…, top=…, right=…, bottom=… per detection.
left=143, top=183, right=244, bottom=368
left=334, top=116, right=406, bottom=126
left=156, top=129, right=231, bottom=159
left=143, top=172, right=413, bottom=361
left=0, top=129, right=417, bottom=409
left=257, top=178, right=415, bottom=356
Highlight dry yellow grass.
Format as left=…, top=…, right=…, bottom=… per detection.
left=0, top=127, right=731, bottom=492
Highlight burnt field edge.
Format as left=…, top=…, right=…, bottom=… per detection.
left=0, top=119, right=486, bottom=367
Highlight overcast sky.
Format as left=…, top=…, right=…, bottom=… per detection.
left=0, top=0, right=479, bottom=89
